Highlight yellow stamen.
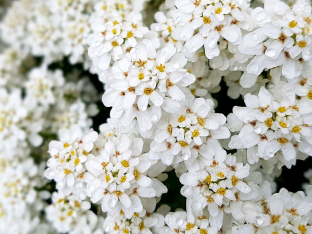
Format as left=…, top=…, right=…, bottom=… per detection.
left=139, top=221, right=145, bottom=231
left=277, top=137, right=289, bottom=145
left=133, top=169, right=141, bottom=180
left=120, top=176, right=127, bottom=183
left=138, top=73, right=144, bottom=80
left=192, top=130, right=199, bottom=137
left=298, top=41, right=307, bottom=48
left=186, top=223, right=195, bottom=230
left=289, top=20, right=297, bottom=28
left=64, top=169, right=72, bottom=175
left=112, top=41, right=119, bottom=47
left=179, top=141, right=188, bottom=147
left=203, top=16, right=211, bottom=24
left=121, top=160, right=129, bottom=167
left=265, top=118, right=273, bottom=128
left=299, top=224, right=307, bottom=234
left=279, top=121, right=287, bottom=128
left=232, top=176, right=239, bottom=186
left=217, top=188, right=226, bottom=195
left=144, top=88, right=153, bottom=95
left=178, top=115, right=186, bottom=122
left=156, top=64, right=166, bottom=72
left=127, top=31, right=133, bottom=38
left=197, top=116, right=205, bottom=126
left=205, top=175, right=211, bottom=184
left=215, top=7, right=222, bottom=14
left=292, top=125, right=301, bottom=133
left=278, top=107, right=286, bottom=113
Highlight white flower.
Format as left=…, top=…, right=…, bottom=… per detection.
left=102, top=40, right=196, bottom=132
left=150, top=98, right=230, bottom=166
left=239, top=0, right=312, bottom=79
left=45, top=126, right=98, bottom=194
left=163, top=211, right=218, bottom=234
left=179, top=153, right=251, bottom=227
left=46, top=192, right=100, bottom=234
left=25, top=67, right=64, bottom=109
left=103, top=209, right=165, bottom=234
left=84, top=133, right=167, bottom=217
left=228, top=86, right=312, bottom=169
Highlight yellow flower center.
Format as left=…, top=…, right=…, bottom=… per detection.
left=121, top=160, right=129, bottom=167
left=74, top=158, right=80, bottom=165
left=215, top=7, right=222, bottom=14
left=138, top=73, right=144, bottom=80
left=200, top=229, right=208, bottom=234
left=217, top=188, right=226, bottom=195
left=298, top=224, right=307, bottom=234
left=67, top=210, right=73, bottom=216
left=278, top=106, right=286, bottom=113
left=167, top=26, right=172, bottom=33
left=192, top=130, right=199, bottom=137
left=232, top=176, right=239, bottom=186
left=64, top=169, right=72, bottom=175
left=120, top=176, right=127, bottom=183
left=186, top=223, right=195, bottom=231
left=197, top=116, right=205, bottom=126
left=64, top=143, right=70, bottom=148
left=203, top=16, right=211, bottom=24
left=112, top=41, right=119, bottom=47
left=179, top=141, right=188, bottom=148
left=277, top=137, right=289, bottom=145
left=292, top=125, right=302, bottom=133
left=106, top=174, right=110, bottom=182
left=206, top=196, right=214, bottom=203
left=307, top=91, right=312, bottom=99
left=289, top=20, right=298, bottom=28
left=114, top=190, right=123, bottom=197
left=133, top=169, right=141, bottom=180
left=279, top=121, right=287, bottom=128
left=144, top=88, right=154, bottom=95
left=265, top=118, right=273, bottom=128
left=167, top=124, right=173, bottom=135
left=217, top=172, right=224, bottom=178
left=298, top=41, right=307, bottom=48
left=205, top=175, right=211, bottom=184
left=156, top=64, right=166, bottom=72
left=127, top=31, right=133, bottom=38
left=114, top=223, right=120, bottom=230
left=101, top=162, right=109, bottom=169
left=139, top=221, right=145, bottom=231
left=112, top=29, right=117, bottom=35
left=123, top=229, right=129, bottom=234
left=113, top=20, right=119, bottom=26
left=178, top=115, right=186, bottom=122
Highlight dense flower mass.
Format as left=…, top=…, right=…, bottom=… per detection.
left=1, top=0, right=312, bottom=233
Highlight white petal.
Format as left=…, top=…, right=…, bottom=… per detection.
left=180, top=173, right=198, bottom=186
left=120, top=193, right=131, bottom=208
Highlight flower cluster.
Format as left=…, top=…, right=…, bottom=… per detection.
left=2, top=0, right=312, bottom=233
